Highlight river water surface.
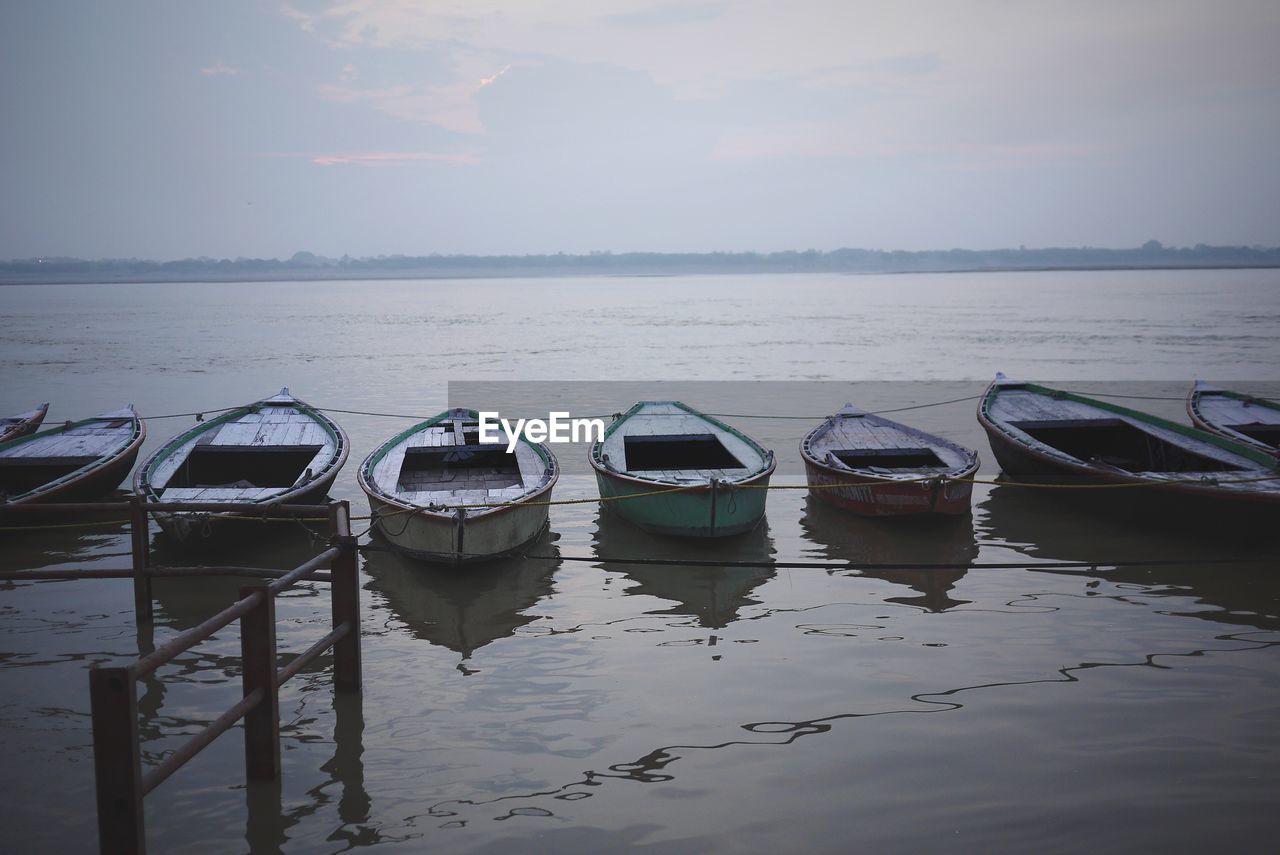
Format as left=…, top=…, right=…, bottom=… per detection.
left=1, top=270, right=1279, bottom=852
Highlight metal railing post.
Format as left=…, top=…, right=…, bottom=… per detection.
left=90, top=664, right=145, bottom=855
left=328, top=501, right=362, bottom=694
left=239, top=587, right=280, bottom=780
left=129, top=497, right=153, bottom=624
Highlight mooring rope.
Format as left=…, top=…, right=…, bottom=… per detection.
left=3, top=467, right=1277, bottom=532
left=91, top=383, right=1276, bottom=425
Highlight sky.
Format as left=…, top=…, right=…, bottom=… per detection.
left=1, top=0, right=1278, bottom=259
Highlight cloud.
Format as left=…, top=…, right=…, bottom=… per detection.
left=285, top=1, right=1280, bottom=102
left=200, top=62, right=241, bottom=77
left=317, top=62, right=515, bottom=133
left=478, top=64, right=511, bottom=89
left=261, top=150, right=479, bottom=166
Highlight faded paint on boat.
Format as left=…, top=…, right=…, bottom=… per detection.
left=978, top=375, right=1280, bottom=510
left=0, top=404, right=49, bottom=444
left=1186, top=380, right=1280, bottom=456
left=358, top=408, right=559, bottom=563
left=135, top=389, right=348, bottom=543
left=801, top=405, right=979, bottom=517
left=0, top=406, right=145, bottom=504
left=589, top=401, right=774, bottom=538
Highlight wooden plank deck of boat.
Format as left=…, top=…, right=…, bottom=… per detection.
left=0, top=421, right=134, bottom=460
left=370, top=421, right=550, bottom=508
left=1196, top=393, right=1280, bottom=428
left=599, top=403, right=766, bottom=481
left=807, top=413, right=970, bottom=476
left=147, top=403, right=338, bottom=495
left=158, top=487, right=286, bottom=502
left=990, top=387, right=1278, bottom=494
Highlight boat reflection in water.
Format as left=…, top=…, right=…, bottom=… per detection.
left=592, top=509, right=776, bottom=628
left=978, top=479, right=1280, bottom=632
left=799, top=495, right=977, bottom=612
left=362, top=530, right=560, bottom=668
left=147, top=522, right=327, bottom=627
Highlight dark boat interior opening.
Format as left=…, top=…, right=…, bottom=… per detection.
left=397, top=446, right=521, bottom=491
left=166, top=446, right=323, bottom=489
left=1229, top=423, right=1280, bottom=448
left=0, top=457, right=97, bottom=496
left=623, top=434, right=746, bottom=471
left=832, top=447, right=945, bottom=470
left=1011, top=419, right=1246, bottom=473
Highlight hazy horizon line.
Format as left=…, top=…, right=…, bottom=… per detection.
left=7, top=239, right=1279, bottom=265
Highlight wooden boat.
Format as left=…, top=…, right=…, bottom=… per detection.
left=0, top=403, right=49, bottom=443
left=0, top=405, right=144, bottom=504
left=589, top=401, right=774, bottom=538
left=134, top=389, right=348, bottom=543
left=358, top=408, right=559, bottom=563
left=801, top=404, right=979, bottom=516
left=977, top=374, right=1280, bottom=510
left=1186, top=380, right=1280, bottom=456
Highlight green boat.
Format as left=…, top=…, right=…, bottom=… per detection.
left=589, top=401, right=775, bottom=538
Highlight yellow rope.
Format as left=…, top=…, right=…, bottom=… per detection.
left=367, top=470, right=1280, bottom=514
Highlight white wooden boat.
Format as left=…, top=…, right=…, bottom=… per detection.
left=589, top=401, right=774, bottom=537
left=978, top=374, right=1280, bottom=512
left=134, top=389, right=348, bottom=543
left=0, top=403, right=49, bottom=443
left=1187, top=380, right=1280, bottom=456
left=358, top=408, right=559, bottom=563
left=0, top=405, right=144, bottom=504
left=801, top=405, right=979, bottom=516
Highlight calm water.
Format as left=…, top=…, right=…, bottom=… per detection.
left=1, top=270, right=1279, bottom=853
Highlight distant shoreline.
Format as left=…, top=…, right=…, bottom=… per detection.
left=3, top=244, right=1278, bottom=285
left=2, top=264, right=1279, bottom=286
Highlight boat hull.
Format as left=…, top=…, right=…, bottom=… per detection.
left=0, top=404, right=49, bottom=444
left=978, top=416, right=1280, bottom=512
left=150, top=473, right=338, bottom=545
left=802, top=457, right=974, bottom=516
left=3, top=421, right=145, bottom=505
left=592, top=468, right=770, bottom=537
left=1186, top=385, right=1280, bottom=458
left=365, top=490, right=553, bottom=564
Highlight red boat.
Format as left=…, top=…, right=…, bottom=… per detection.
left=801, top=405, right=979, bottom=516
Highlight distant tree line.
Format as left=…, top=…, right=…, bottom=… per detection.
left=2, top=241, right=1278, bottom=284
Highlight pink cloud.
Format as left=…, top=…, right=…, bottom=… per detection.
left=200, top=62, right=241, bottom=77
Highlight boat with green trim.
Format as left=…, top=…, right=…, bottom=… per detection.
left=1187, top=380, right=1280, bottom=456
left=135, top=389, right=348, bottom=543
left=0, top=403, right=49, bottom=444
left=589, top=401, right=775, bottom=537
left=0, top=405, right=144, bottom=504
left=358, top=407, right=559, bottom=563
left=977, top=374, right=1280, bottom=510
